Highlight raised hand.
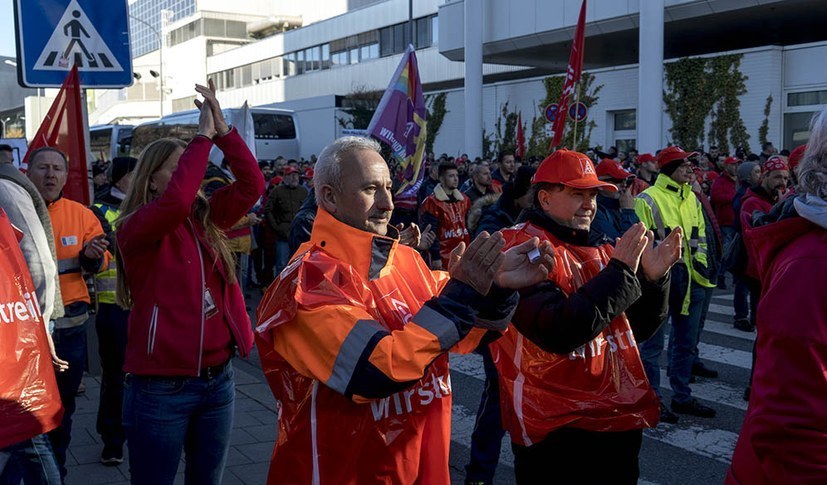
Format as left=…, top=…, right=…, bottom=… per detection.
left=194, top=79, right=230, bottom=136
left=449, top=231, right=505, bottom=295
left=640, top=227, right=683, bottom=281
left=82, top=234, right=109, bottom=260
left=194, top=98, right=216, bottom=139
left=417, top=224, right=435, bottom=251
left=397, top=223, right=421, bottom=248
left=612, top=222, right=649, bottom=273
left=495, top=237, right=555, bottom=289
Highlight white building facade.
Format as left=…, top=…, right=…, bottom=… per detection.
left=84, top=0, right=827, bottom=157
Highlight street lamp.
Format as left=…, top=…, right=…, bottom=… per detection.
left=129, top=10, right=173, bottom=116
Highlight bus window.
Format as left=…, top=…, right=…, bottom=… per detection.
left=253, top=113, right=296, bottom=140
left=129, top=123, right=200, bottom=158
left=90, top=127, right=113, bottom=161
left=116, top=127, right=134, bottom=157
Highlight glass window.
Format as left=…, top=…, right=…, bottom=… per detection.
left=321, top=44, right=330, bottom=69
left=253, top=113, right=296, bottom=140
left=368, top=43, right=379, bottom=59
left=393, top=24, right=407, bottom=53
left=283, top=53, right=296, bottom=77
left=296, top=50, right=305, bottom=75
left=784, top=111, right=818, bottom=148
left=204, top=18, right=224, bottom=37
left=349, top=48, right=359, bottom=64
left=416, top=17, right=431, bottom=48
left=615, top=139, right=636, bottom=154
left=241, top=65, right=252, bottom=86
left=226, top=20, right=247, bottom=38
left=614, top=110, right=636, bottom=130
left=259, top=59, right=272, bottom=79
left=788, top=90, right=827, bottom=107
left=380, top=27, right=393, bottom=57
left=360, top=45, right=370, bottom=61
left=432, top=16, right=439, bottom=45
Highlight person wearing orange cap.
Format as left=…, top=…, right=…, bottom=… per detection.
left=634, top=146, right=718, bottom=422
left=490, top=149, right=682, bottom=483
left=592, top=158, right=640, bottom=240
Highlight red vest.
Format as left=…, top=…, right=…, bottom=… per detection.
left=420, top=192, right=471, bottom=266
left=491, top=221, right=659, bottom=446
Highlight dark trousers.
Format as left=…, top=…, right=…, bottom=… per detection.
left=48, top=321, right=89, bottom=479
left=95, top=303, right=129, bottom=449
left=465, top=346, right=505, bottom=484
left=512, top=428, right=643, bottom=485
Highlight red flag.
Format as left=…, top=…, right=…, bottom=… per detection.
left=23, top=65, right=89, bottom=205
left=550, top=0, right=587, bottom=150
left=515, top=113, right=526, bottom=158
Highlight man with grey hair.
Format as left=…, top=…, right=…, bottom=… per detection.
left=256, top=136, right=554, bottom=484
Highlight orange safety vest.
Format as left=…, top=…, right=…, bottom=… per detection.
left=256, top=207, right=484, bottom=484
left=48, top=197, right=108, bottom=306
left=492, top=221, right=660, bottom=446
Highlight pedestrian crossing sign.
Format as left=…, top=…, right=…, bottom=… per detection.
left=14, top=0, right=132, bottom=88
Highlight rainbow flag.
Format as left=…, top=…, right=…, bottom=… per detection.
left=367, top=44, right=427, bottom=195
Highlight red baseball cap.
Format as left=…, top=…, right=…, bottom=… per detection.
left=789, top=145, right=806, bottom=170
left=303, top=167, right=314, bottom=179
left=724, top=156, right=740, bottom=165
left=704, top=171, right=720, bottom=182
left=637, top=153, right=656, bottom=164
left=656, top=146, right=698, bottom=168
left=595, top=158, right=633, bottom=181
left=533, top=149, right=618, bottom=192
left=283, top=166, right=300, bottom=175
left=761, top=155, right=789, bottom=174
left=268, top=175, right=283, bottom=187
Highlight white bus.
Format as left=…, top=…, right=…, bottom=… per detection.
left=89, top=124, right=134, bottom=161
left=130, top=107, right=300, bottom=162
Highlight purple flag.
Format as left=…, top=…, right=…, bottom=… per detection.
left=367, top=44, right=428, bottom=196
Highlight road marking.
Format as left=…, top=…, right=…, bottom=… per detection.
left=644, top=424, right=738, bottom=464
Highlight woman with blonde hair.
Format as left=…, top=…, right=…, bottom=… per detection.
left=115, top=81, right=264, bottom=485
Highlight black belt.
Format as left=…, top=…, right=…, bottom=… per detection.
left=199, top=359, right=230, bottom=379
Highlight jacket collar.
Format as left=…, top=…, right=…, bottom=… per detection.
left=655, top=173, right=691, bottom=199
left=524, top=207, right=608, bottom=247
left=433, top=183, right=465, bottom=202
left=310, top=207, right=401, bottom=280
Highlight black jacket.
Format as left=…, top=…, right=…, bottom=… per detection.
left=510, top=208, right=670, bottom=354
left=476, top=196, right=521, bottom=237
left=288, top=188, right=317, bottom=254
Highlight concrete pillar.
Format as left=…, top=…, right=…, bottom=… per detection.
left=638, top=0, right=665, bottom=152
left=464, top=0, right=483, bottom=157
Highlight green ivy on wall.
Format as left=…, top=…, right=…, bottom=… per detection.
left=758, top=94, right=773, bottom=145
left=664, top=54, right=751, bottom=154
left=494, top=101, right=519, bottom=155
left=526, top=72, right=603, bottom=157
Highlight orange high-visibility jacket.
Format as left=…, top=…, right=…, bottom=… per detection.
left=48, top=196, right=108, bottom=306
left=256, top=207, right=508, bottom=484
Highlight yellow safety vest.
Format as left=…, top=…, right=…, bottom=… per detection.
left=93, top=203, right=119, bottom=305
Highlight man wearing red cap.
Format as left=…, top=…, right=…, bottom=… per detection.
left=710, top=156, right=741, bottom=287
left=636, top=153, right=659, bottom=187
left=490, top=149, right=682, bottom=483
left=592, top=159, right=640, bottom=240
left=737, top=156, right=790, bottom=334
left=634, top=146, right=718, bottom=422
left=264, top=165, right=308, bottom=275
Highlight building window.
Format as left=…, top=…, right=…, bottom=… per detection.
left=432, top=16, right=438, bottom=45
left=614, top=110, right=636, bottom=130
left=788, top=90, right=827, bottom=107
left=349, top=47, right=359, bottom=64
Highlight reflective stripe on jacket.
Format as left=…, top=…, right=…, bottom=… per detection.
left=635, top=174, right=714, bottom=314
left=255, top=207, right=501, bottom=485
left=93, top=203, right=119, bottom=304
left=49, top=197, right=108, bottom=307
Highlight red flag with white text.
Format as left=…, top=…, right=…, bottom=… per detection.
left=550, top=0, right=587, bottom=150
left=23, top=65, right=89, bottom=205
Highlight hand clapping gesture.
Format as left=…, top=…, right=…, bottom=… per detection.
left=193, top=79, right=230, bottom=138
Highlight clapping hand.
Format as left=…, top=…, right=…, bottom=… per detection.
left=194, top=79, right=230, bottom=137
left=640, top=227, right=682, bottom=281
left=448, top=231, right=505, bottom=295
left=397, top=223, right=420, bottom=248
left=612, top=223, right=649, bottom=273
left=494, top=237, right=555, bottom=289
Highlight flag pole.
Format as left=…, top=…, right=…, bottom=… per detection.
left=572, top=81, right=581, bottom=151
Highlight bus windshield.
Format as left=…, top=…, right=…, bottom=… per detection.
left=253, top=113, right=296, bottom=140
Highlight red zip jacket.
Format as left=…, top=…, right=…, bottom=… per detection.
left=739, top=187, right=774, bottom=280
left=118, top=129, right=265, bottom=376
left=710, top=174, right=737, bottom=227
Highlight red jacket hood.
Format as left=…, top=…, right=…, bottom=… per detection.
left=745, top=210, right=819, bottom=285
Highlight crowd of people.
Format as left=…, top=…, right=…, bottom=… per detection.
left=0, top=80, right=824, bottom=485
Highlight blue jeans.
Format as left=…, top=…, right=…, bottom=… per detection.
left=639, top=264, right=706, bottom=404
left=48, top=320, right=88, bottom=479
left=0, top=434, right=61, bottom=485
left=122, top=363, right=235, bottom=485
left=274, top=241, right=290, bottom=276
left=694, top=286, right=716, bottom=366
left=465, top=346, right=505, bottom=484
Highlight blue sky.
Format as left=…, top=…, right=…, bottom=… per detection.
left=1, top=2, right=17, bottom=58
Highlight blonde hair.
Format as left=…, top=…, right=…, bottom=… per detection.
left=115, top=138, right=236, bottom=308
left=799, top=107, right=827, bottom=199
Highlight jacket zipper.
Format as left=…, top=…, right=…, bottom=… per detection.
left=147, top=304, right=159, bottom=356
left=188, top=220, right=206, bottom=374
